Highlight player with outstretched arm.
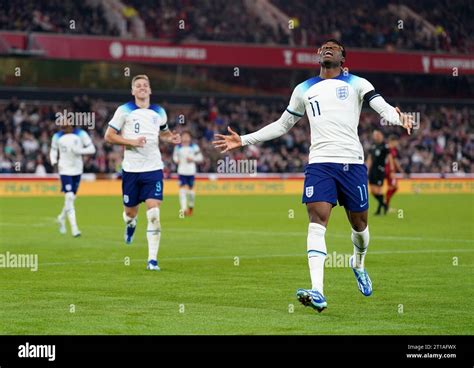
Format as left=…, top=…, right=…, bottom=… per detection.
left=104, top=74, right=181, bottom=271
left=50, top=119, right=96, bottom=237
left=213, top=40, right=413, bottom=312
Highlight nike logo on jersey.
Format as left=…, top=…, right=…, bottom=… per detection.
left=360, top=202, right=368, bottom=207
left=308, top=95, right=319, bottom=100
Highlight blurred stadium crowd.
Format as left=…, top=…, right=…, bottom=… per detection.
left=0, top=97, right=472, bottom=175
left=0, top=0, right=472, bottom=53
left=0, top=0, right=472, bottom=176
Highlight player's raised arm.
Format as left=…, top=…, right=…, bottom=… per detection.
left=362, top=87, right=414, bottom=135
left=213, top=86, right=304, bottom=153
left=213, top=110, right=302, bottom=153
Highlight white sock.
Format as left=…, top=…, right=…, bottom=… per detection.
left=146, top=207, right=161, bottom=261
left=187, top=189, right=195, bottom=208
left=179, top=188, right=187, bottom=211
left=122, top=212, right=137, bottom=227
left=58, top=205, right=66, bottom=221
left=352, top=226, right=370, bottom=269
left=307, top=223, right=327, bottom=294
left=65, top=192, right=79, bottom=232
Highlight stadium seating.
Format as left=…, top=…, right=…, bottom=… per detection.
left=1, top=0, right=471, bottom=52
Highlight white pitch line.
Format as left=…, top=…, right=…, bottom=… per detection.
left=0, top=222, right=472, bottom=244
left=91, top=225, right=474, bottom=244
left=28, top=248, right=474, bottom=268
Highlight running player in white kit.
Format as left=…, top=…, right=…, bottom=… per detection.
left=104, top=75, right=181, bottom=271
left=50, top=120, right=96, bottom=237
left=172, top=131, right=203, bottom=216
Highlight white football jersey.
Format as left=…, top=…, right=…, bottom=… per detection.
left=287, top=73, right=374, bottom=164
left=173, top=144, right=203, bottom=176
left=50, top=129, right=94, bottom=176
left=108, top=101, right=168, bottom=173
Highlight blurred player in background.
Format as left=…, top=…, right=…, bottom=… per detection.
left=49, top=119, right=96, bottom=237
left=384, top=135, right=402, bottom=213
left=366, top=130, right=393, bottom=215
left=173, top=131, right=203, bottom=216
left=213, top=39, right=413, bottom=312
left=104, top=74, right=181, bottom=271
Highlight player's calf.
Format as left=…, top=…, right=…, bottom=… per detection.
left=146, top=207, right=161, bottom=269
left=65, top=192, right=81, bottom=237
left=123, top=211, right=137, bottom=245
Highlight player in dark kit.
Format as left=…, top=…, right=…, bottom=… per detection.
left=366, top=130, right=393, bottom=215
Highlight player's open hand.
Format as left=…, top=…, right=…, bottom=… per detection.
left=132, top=136, right=147, bottom=147
left=213, top=127, right=242, bottom=153
left=396, top=107, right=414, bottom=135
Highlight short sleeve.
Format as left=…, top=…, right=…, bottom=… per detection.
left=155, top=106, right=168, bottom=131
left=357, top=77, right=376, bottom=101
left=108, top=106, right=126, bottom=132
left=286, top=85, right=305, bottom=117
left=79, top=130, right=93, bottom=146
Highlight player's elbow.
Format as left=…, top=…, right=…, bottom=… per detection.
left=104, top=129, right=115, bottom=144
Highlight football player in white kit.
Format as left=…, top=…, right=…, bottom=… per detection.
left=214, top=40, right=414, bottom=312
left=50, top=119, right=96, bottom=237
left=172, top=131, right=203, bottom=216
left=104, top=75, right=181, bottom=271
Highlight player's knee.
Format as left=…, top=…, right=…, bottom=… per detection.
left=65, top=192, right=75, bottom=209
left=123, top=211, right=136, bottom=223
left=352, top=218, right=368, bottom=232
left=146, top=207, right=160, bottom=227
left=124, top=208, right=137, bottom=218
left=65, top=192, right=75, bottom=200
left=307, top=210, right=329, bottom=226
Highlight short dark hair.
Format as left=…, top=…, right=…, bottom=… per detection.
left=322, top=39, right=346, bottom=58
left=388, top=134, right=399, bottom=141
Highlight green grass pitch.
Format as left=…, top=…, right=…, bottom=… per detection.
left=0, top=194, right=473, bottom=335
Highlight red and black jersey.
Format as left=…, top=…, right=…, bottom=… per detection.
left=385, top=147, right=399, bottom=176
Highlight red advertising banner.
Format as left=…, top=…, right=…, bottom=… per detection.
left=1, top=32, right=473, bottom=74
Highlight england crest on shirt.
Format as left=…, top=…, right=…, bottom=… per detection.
left=336, top=86, right=349, bottom=100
